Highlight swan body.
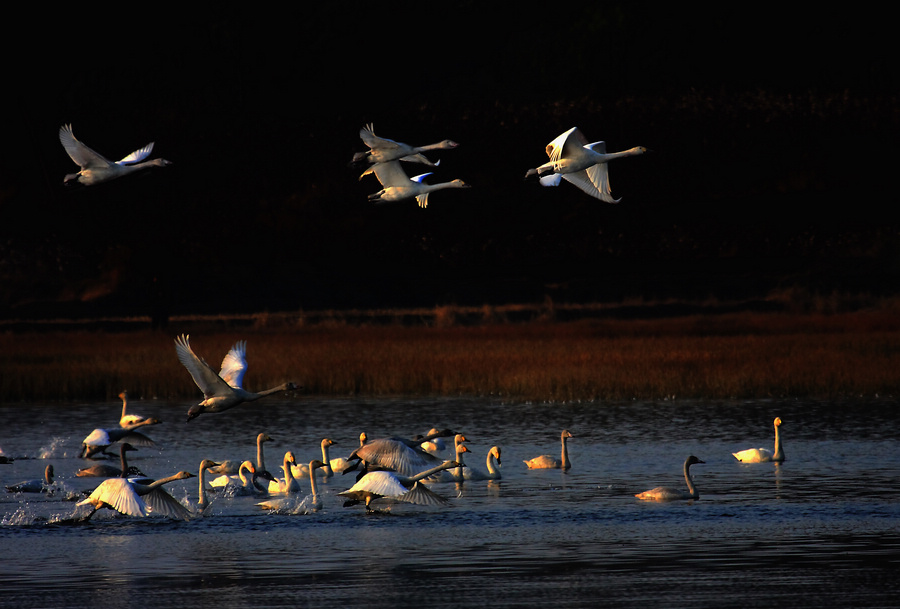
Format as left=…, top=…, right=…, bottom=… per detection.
left=117, top=391, right=153, bottom=427
left=78, top=471, right=195, bottom=520
left=76, top=442, right=144, bottom=478
left=635, top=455, right=705, bottom=501
left=175, top=335, right=298, bottom=422
left=352, top=123, right=458, bottom=167
left=78, top=418, right=160, bottom=459
left=524, top=430, right=574, bottom=470
left=429, top=435, right=470, bottom=483
left=59, top=124, right=171, bottom=186
left=733, top=417, right=784, bottom=462
left=363, top=160, right=470, bottom=208
left=419, top=428, right=448, bottom=455
left=212, top=461, right=275, bottom=496
left=465, top=445, right=502, bottom=481
left=339, top=460, right=462, bottom=511
left=345, top=431, right=454, bottom=477
left=525, top=127, right=646, bottom=203
left=268, top=452, right=300, bottom=494
left=257, top=460, right=326, bottom=513
left=5, top=464, right=55, bottom=493
left=291, top=438, right=338, bottom=479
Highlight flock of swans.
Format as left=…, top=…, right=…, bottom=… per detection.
left=3, top=332, right=786, bottom=520
left=58, top=122, right=647, bottom=204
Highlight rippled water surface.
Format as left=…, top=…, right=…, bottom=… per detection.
left=1, top=397, right=899, bottom=608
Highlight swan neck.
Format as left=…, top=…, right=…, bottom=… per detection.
left=684, top=462, right=698, bottom=498
left=773, top=423, right=784, bottom=460
left=309, top=462, right=319, bottom=496
left=257, top=437, right=266, bottom=471
left=561, top=435, right=570, bottom=469
left=486, top=452, right=498, bottom=475
left=321, top=442, right=333, bottom=476
left=407, top=461, right=454, bottom=483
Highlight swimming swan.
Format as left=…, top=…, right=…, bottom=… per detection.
left=351, top=123, right=458, bottom=167
left=732, top=417, right=784, bottom=463
left=59, top=124, right=171, bottom=186
left=207, top=432, right=274, bottom=479
left=175, top=335, right=298, bottom=422
left=268, top=451, right=300, bottom=494
left=339, top=460, right=463, bottom=512
left=117, top=391, right=154, bottom=428
left=525, top=127, right=646, bottom=203
left=635, top=455, right=705, bottom=501
left=78, top=470, right=195, bottom=520
left=291, top=438, right=339, bottom=479
left=465, top=445, right=502, bottom=481
left=5, top=464, right=55, bottom=493
left=363, top=160, right=470, bottom=208
left=257, top=460, right=327, bottom=513
left=428, top=435, right=471, bottom=483
left=524, top=430, right=574, bottom=470
left=196, top=459, right=221, bottom=512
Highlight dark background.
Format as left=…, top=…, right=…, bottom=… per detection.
left=4, top=4, right=898, bottom=322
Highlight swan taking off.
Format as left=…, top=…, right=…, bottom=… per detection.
left=733, top=417, right=785, bottom=463
left=77, top=418, right=160, bottom=459
left=362, top=160, right=470, bottom=208
left=174, top=335, right=298, bottom=422
left=525, top=127, right=646, bottom=203
left=344, top=429, right=457, bottom=477
left=635, top=455, right=705, bottom=501
left=77, top=471, right=195, bottom=520
left=351, top=123, right=458, bottom=168
left=524, top=430, right=574, bottom=470
left=59, top=124, right=172, bottom=186
left=339, top=460, right=463, bottom=512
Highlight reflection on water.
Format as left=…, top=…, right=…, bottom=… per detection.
left=1, top=397, right=899, bottom=608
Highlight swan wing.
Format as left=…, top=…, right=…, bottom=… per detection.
left=356, top=439, right=442, bottom=476
left=371, top=161, right=412, bottom=188
left=561, top=170, right=619, bottom=203
left=342, top=471, right=408, bottom=498
left=732, top=448, right=773, bottom=463
left=546, top=127, right=588, bottom=162
left=91, top=478, right=150, bottom=516
left=538, top=174, right=563, bottom=188
left=59, top=124, right=112, bottom=169
left=400, top=153, right=437, bottom=166
left=116, top=142, right=155, bottom=165
left=82, top=428, right=111, bottom=446
left=175, top=335, right=234, bottom=398
left=360, top=123, right=402, bottom=151
left=218, top=340, right=248, bottom=389
left=142, top=488, right=192, bottom=520
left=114, top=430, right=156, bottom=448
left=398, top=481, right=451, bottom=506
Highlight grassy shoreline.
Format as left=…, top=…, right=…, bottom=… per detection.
left=2, top=304, right=899, bottom=403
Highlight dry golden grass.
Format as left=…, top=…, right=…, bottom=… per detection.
left=2, top=305, right=899, bottom=403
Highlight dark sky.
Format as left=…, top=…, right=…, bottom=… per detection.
left=4, top=5, right=898, bottom=319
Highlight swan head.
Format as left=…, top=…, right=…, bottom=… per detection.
left=774, top=417, right=783, bottom=427
left=186, top=404, right=205, bottom=422
left=440, top=140, right=459, bottom=149
left=490, top=446, right=501, bottom=463
left=454, top=433, right=468, bottom=445
left=309, top=459, right=326, bottom=471
left=285, top=451, right=296, bottom=464
left=172, top=471, right=196, bottom=481
left=258, top=433, right=273, bottom=443
left=685, top=455, right=705, bottom=467
left=199, top=460, right=220, bottom=471
left=359, top=432, right=368, bottom=445
left=457, top=445, right=471, bottom=455
left=118, top=391, right=128, bottom=401
left=562, top=430, right=574, bottom=439
left=444, top=460, right=464, bottom=469
left=450, top=179, right=470, bottom=188
left=322, top=438, right=337, bottom=448
left=120, top=442, right=138, bottom=454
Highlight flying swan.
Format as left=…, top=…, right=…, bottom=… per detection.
left=77, top=470, right=195, bottom=520
left=525, top=127, right=646, bottom=203
left=732, top=417, right=785, bottom=463
left=362, top=160, right=470, bottom=208
left=174, top=335, right=298, bottom=422
left=351, top=123, right=458, bottom=168
left=635, top=455, right=705, bottom=501
left=59, top=124, right=171, bottom=186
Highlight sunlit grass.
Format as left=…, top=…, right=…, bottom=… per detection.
left=2, top=305, right=899, bottom=403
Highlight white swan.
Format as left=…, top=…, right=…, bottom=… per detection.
left=78, top=418, right=161, bottom=459
left=290, top=438, right=340, bottom=479
left=733, top=417, right=784, bottom=463
left=196, top=459, right=221, bottom=513
left=428, top=435, right=471, bottom=483
left=363, top=160, right=470, bottom=208
left=635, top=455, right=705, bottom=501
left=525, top=127, right=646, bottom=203
left=76, top=442, right=145, bottom=478
left=117, top=391, right=154, bottom=428
left=174, top=335, right=298, bottom=422
left=268, top=451, right=300, bottom=494
left=419, top=428, right=448, bottom=455
left=257, top=460, right=327, bottom=513
left=5, top=464, right=55, bottom=493
left=339, top=460, right=463, bottom=512
left=207, top=432, right=274, bottom=480
left=78, top=470, right=195, bottom=520
left=524, top=430, right=574, bottom=470
left=465, top=445, right=502, bottom=481
left=331, top=432, right=366, bottom=475
left=59, top=124, right=172, bottom=186
left=210, top=460, right=274, bottom=495
left=346, top=435, right=445, bottom=478
left=351, top=123, right=458, bottom=167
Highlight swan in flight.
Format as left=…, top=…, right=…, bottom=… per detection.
left=174, top=335, right=298, bottom=422
left=524, top=430, right=574, bottom=470
left=257, top=460, right=327, bottom=513
left=77, top=418, right=161, bottom=459
left=5, top=464, right=55, bottom=493
left=732, top=417, right=785, bottom=463
left=362, top=160, right=470, bottom=208
left=77, top=470, right=195, bottom=520
left=117, top=391, right=154, bottom=428
left=58, top=124, right=172, bottom=186
left=464, top=445, right=502, bottom=481
left=344, top=429, right=457, bottom=477
left=339, top=460, right=463, bottom=512
left=635, top=455, right=705, bottom=501
left=525, top=127, right=646, bottom=203
left=351, top=123, right=458, bottom=168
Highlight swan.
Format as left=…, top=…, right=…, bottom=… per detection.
left=464, top=445, right=502, bottom=481
left=5, top=464, right=55, bottom=493
left=268, top=451, right=300, bottom=494
left=196, top=459, right=221, bottom=512
left=351, top=123, right=458, bottom=167
left=363, top=160, right=470, bottom=208
left=174, top=335, right=298, bottom=422
left=525, top=127, right=646, bottom=203
left=117, top=391, right=154, bottom=428
left=339, top=460, right=463, bottom=512
left=331, top=432, right=366, bottom=475
left=212, top=460, right=275, bottom=496
left=76, top=442, right=145, bottom=478
left=428, top=434, right=470, bottom=483
left=208, top=432, right=274, bottom=478
left=257, top=460, right=327, bottom=513
left=77, top=470, right=195, bottom=520
left=733, top=417, right=784, bottom=463
left=59, top=124, right=172, bottom=186
left=635, top=455, right=705, bottom=501
left=78, top=418, right=161, bottom=459
left=524, top=430, right=574, bottom=470
left=344, top=430, right=457, bottom=477
left=290, top=438, right=339, bottom=479
left=419, top=428, right=448, bottom=455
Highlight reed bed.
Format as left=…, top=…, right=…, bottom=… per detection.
left=2, top=306, right=899, bottom=403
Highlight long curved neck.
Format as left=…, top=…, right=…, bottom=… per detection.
left=321, top=442, right=334, bottom=477
left=561, top=434, right=570, bottom=470
left=238, top=463, right=253, bottom=486
left=45, top=466, right=53, bottom=485
left=118, top=448, right=131, bottom=478
left=120, top=396, right=128, bottom=419
left=147, top=473, right=186, bottom=491
left=486, top=452, right=498, bottom=475
left=199, top=465, right=211, bottom=506
left=308, top=462, right=319, bottom=496
left=257, top=436, right=267, bottom=471
left=773, top=424, right=783, bottom=460
left=283, top=456, right=295, bottom=484
left=253, top=383, right=289, bottom=399
left=684, top=462, right=698, bottom=498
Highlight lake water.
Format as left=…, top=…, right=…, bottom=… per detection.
left=1, top=396, right=898, bottom=608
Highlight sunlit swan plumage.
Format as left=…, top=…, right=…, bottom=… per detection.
left=524, top=430, right=574, bottom=470
left=363, top=160, right=470, bottom=208
left=525, top=127, right=646, bottom=203
left=78, top=418, right=160, bottom=459
left=733, top=417, right=784, bottom=463
left=429, top=436, right=471, bottom=483
left=345, top=430, right=456, bottom=477
left=78, top=470, right=195, bottom=520
left=117, top=390, right=153, bottom=428
left=257, top=460, right=326, bottom=513
left=268, top=451, right=300, bottom=494
left=331, top=432, right=366, bottom=475
left=339, top=460, right=463, bottom=512
left=59, top=124, right=172, bottom=186
left=635, top=455, right=705, bottom=501
left=352, top=123, right=458, bottom=167
left=419, top=428, right=448, bottom=455
left=175, top=335, right=298, bottom=422
left=465, top=445, right=502, bottom=480
left=5, top=464, right=55, bottom=493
